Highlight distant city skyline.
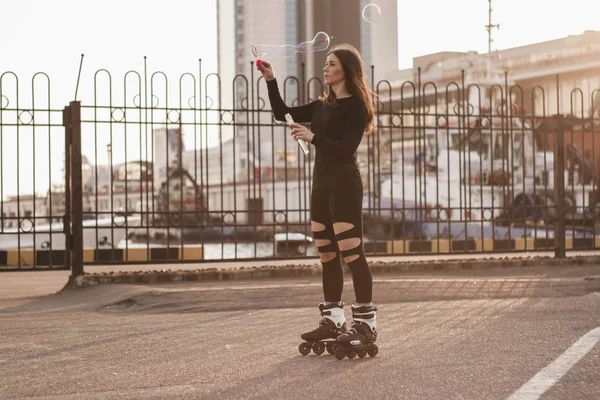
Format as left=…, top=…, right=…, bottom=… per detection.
left=1, top=0, right=600, bottom=200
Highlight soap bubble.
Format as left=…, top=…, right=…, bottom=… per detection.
left=251, top=31, right=331, bottom=58
left=362, top=3, right=381, bottom=23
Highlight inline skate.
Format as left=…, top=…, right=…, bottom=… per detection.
left=298, top=302, right=347, bottom=356
left=335, top=304, right=378, bottom=360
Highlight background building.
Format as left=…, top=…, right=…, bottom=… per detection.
left=153, top=127, right=184, bottom=190
left=216, top=0, right=399, bottom=186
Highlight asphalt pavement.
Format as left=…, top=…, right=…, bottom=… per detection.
left=1, top=257, right=599, bottom=399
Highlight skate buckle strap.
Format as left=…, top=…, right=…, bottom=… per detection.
left=319, top=302, right=344, bottom=312
left=353, top=313, right=376, bottom=321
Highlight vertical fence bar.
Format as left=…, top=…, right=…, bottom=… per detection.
left=69, top=101, right=84, bottom=276
left=62, top=106, right=72, bottom=271
left=554, top=114, right=566, bottom=258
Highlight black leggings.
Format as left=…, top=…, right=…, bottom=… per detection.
left=310, top=182, right=373, bottom=304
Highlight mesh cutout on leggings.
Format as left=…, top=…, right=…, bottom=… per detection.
left=332, top=221, right=353, bottom=236
left=312, top=222, right=339, bottom=263
left=343, top=254, right=360, bottom=263
left=333, top=223, right=362, bottom=264
left=311, top=220, right=327, bottom=232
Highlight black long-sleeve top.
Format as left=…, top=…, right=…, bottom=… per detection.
left=266, top=78, right=367, bottom=188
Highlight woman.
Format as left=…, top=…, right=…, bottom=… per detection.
left=257, top=44, right=377, bottom=354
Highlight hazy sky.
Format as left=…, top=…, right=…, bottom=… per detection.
left=398, top=0, right=599, bottom=65
left=1, top=0, right=599, bottom=199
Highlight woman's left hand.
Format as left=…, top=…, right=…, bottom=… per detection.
left=290, top=123, right=315, bottom=143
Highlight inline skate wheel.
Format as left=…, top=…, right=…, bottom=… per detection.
left=346, top=350, right=357, bottom=359
left=367, top=344, right=379, bottom=357
left=312, top=341, right=325, bottom=355
left=299, top=342, right=311, bottom=356
left=326, top=341, right=337, bottom=354
left=335, top=347, right=346, bottom=360
left=357, top=349, right=367, bottom=358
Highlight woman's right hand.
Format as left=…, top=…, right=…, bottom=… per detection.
left=257, top=60, right=275, bottom=81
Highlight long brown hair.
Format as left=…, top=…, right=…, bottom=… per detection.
left=320, top=43, right=375, bottom=134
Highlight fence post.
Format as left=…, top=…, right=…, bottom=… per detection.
left=62, top=106, right=72, bottom=271
left=553, top=115, right=566, bottom=258
left=69, top=101, right=84, bottom=276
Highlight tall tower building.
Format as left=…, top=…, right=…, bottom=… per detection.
left=297, top=0, right=399, bottom=85
left=217, top=0, right=302, bottom=176
left=218, top=0, right=399, bottom=103
left=216, top=0, right=399, bottom=175
left=218, top=0, right=300, bottom=110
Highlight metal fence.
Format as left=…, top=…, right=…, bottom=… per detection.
left=1, top=64, right=600, bottom=271
left=0, top=72, right=69, bottom=270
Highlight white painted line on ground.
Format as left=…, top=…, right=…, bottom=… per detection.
left=507, top=327, right=600, bottom=400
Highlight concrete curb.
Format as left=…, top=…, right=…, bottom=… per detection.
left=64, top=254, right=600, bottom=289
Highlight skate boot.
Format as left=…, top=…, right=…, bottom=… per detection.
left=298, top=302, right=347, bottom=356
left=335, top=304, right=378, bottom=360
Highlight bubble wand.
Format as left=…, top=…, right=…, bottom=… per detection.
left=285, top=113, right=310, bottom=156
left=250, top=44, right=264, bottom=68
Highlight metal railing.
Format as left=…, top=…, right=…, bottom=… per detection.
left=0, top=72, right=69, bottom=270
left=2, top=65, right=600, bottom=272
